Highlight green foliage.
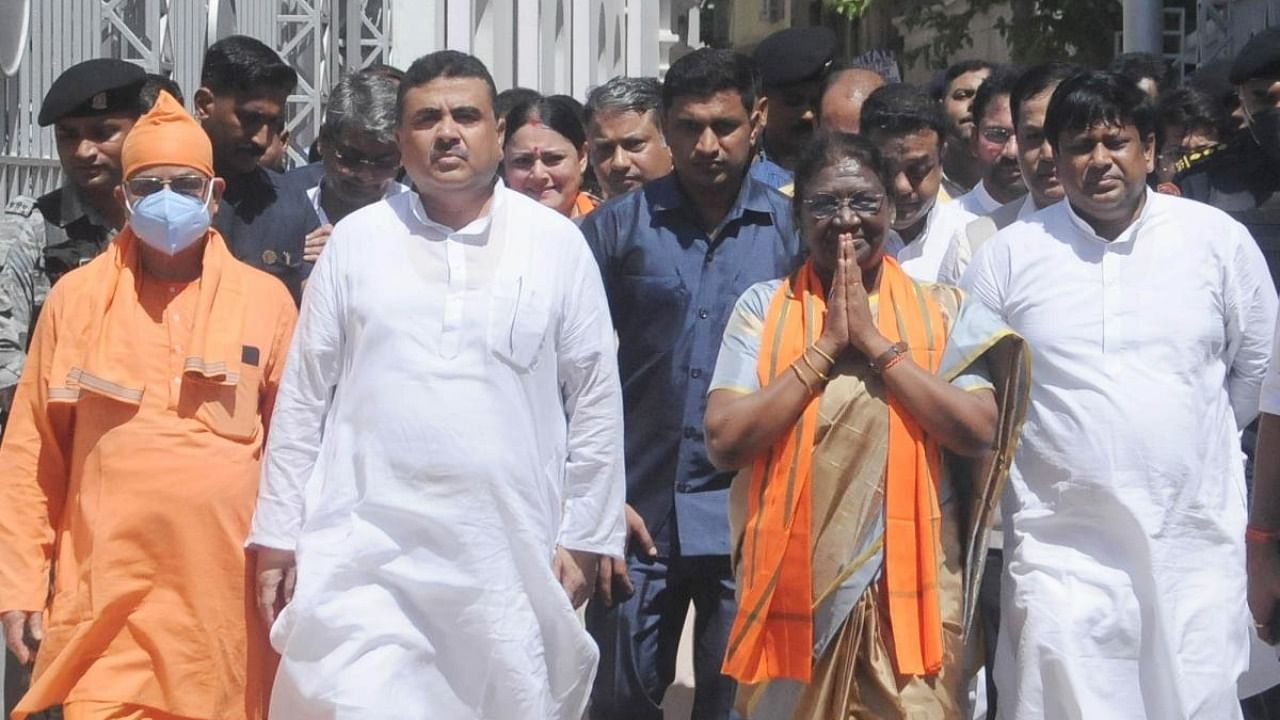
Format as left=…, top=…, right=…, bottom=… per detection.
left=899, top=0, right=1121, bottom=70
left=826, top=0, right=875, bottom=20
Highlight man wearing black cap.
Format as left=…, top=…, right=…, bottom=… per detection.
left=195, top=35, right=319, bottom=304
left=0, top=58, right=146, bottom=417
left=749, top=26, right=836, bottom=191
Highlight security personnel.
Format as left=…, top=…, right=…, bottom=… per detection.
left=1180, top=27, right=1280, bottom=291
left=749, top=26, right=836, bottom=190
left=195, top=35, right=319, bottom=304
left=0, top=59, right=146, bottom=424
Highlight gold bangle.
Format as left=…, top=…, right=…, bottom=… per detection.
left=809, top=343, right=836, bottom=365
left=790, top=363, right=817, bottom=394
left=800, top=353, right=830, bottom=383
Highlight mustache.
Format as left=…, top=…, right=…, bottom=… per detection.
left=432, top=146, right=470, bottom=161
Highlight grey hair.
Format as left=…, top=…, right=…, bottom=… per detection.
left=321, top=71, right=400, bottom=145
left=584, top=76, right=662, bottom=126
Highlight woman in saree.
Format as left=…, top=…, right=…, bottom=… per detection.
left=705, top=132, right=1028, bottom=719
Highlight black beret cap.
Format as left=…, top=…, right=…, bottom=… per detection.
left=753, top=27, right=837, bottom=87
left=1230, top=28, right=1280, bottom=84
left=38, top=58, right=146, bottom=127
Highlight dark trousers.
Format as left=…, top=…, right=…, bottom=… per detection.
left=4, top=650, right=61, bottom=720
left=979, top=549, right=1002, bottom=719
left=586, top=553, right=739, bottom=720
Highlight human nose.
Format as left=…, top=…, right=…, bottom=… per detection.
left=1087, top=142, right=1109, bottom=168
left=72, top=138, right=97, bottom=162
left=1000, top=134, right=1019, bottom=160
left=694, top=127, right=718, bottom=156
left=892, top=170, right=913, bottom=199
left=611, top=146, right=632, bottom=172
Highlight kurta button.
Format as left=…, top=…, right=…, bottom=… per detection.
left=683, top=426, right=696, bottom=439
left=690, top=368, right=702, bottom=378
left=698, top=308, right=709, bottom=319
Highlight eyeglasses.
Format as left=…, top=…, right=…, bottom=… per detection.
left=803, top=192, right=884, bottom=219
left=331, top=145, right=401, bottom=171
left=980, top=126, right=1014, bottom=145
left=125, top=175, right=209, bottom=199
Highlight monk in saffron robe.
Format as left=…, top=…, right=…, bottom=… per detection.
left=0, top=91, right=296, bottom=720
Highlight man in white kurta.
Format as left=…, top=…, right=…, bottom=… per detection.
left=246, top=51, right=626, bottom=720
left=963, top=70, right=1277, bottom=718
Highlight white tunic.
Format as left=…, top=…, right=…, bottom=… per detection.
left=953, top=178, right=1003, bottom=216
left=963, top=190, right=1277, bottom=719
left=247, top=182, right=626, bottom=720
left=886, top=199, right=977, bottom=283
left=938, top=194, right=1039, bottom=286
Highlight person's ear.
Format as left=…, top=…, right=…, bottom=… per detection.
left=113, top=184, right=127, bottom=211
left=753, top=96, right=768, bottom=136
left=578, top=143, right=589, bottom=176
left=193, top=87, right=216, bottom=122
left=207, top=177, right=227, bottom=217
left=1143, top=131, right=1157, bottom=174
left=495, top=116, right=506, bottom=154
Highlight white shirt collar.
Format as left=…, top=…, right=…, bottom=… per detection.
left=1063, top=187, right=1154, bottom=247
left=309, top=180, right=410, bottom=226
left=409, top=178, right=506, bottom=239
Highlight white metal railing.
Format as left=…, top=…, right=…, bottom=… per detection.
left=1, top=0, right=672, bottom=200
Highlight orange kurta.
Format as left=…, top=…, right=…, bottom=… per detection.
left=0, top=238, right=296, bottom=719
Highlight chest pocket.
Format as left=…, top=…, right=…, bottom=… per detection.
left=489, top=280, right=552, bottom=371
left=180, top=364, right=263, bottom=441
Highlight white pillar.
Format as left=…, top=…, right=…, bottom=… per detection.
left=1122, top=0, right=1163, bottom=54
left=446, top=0, right=474, bottom=53
left=390, top=0, right=442, bottom=67
left=516, top=0, right=540, bottom=88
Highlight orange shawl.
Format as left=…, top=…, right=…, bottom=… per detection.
left=46, top=228, right=248, bottom=406
left=722, top=256, right=947, bottom=683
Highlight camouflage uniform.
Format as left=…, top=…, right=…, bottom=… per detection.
left=0, top=187, right=115, bottom=423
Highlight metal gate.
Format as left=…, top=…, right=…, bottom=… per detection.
left=0, top=0, right=686, bottom=202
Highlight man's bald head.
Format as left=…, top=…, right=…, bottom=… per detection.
left=818, top=67, right=887, bottom=134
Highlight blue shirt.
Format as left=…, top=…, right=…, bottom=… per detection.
left=748, top=153, right=794, bottom=191
left=580, top=172, right=803, bottom=557
left=215, top=166, right=320, bottom=305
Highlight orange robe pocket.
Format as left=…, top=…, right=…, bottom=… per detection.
left=179, top=366, right=262, bottom=441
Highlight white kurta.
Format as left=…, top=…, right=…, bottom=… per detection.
left=937, top=194, right=1039, bottom=286
left=953, top=178, right=1003, bottom=216
left=247, top=182, right=626, bottom=719
left=886, top=198, right=977, bottom=283
left=962, top=190, right=1277, bottom=719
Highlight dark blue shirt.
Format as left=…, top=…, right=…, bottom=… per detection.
left=214, top=166, right=320, bottom=305
left=749, top=153, right=793, bottom=191
left=581, top=172, right=803, bottom=557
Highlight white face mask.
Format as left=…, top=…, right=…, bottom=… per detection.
left=127, top=186, right=213, bottom=255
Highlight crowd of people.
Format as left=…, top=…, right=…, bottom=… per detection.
left=1, top=19, right=1280, bottom=720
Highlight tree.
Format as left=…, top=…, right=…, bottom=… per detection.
left=827, top=0, right=1122, bottom=70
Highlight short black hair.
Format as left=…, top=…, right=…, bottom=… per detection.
left=141, top=73, right=184, bottom=108
left=1044, top=71, right=1156, bottom=150
left=934, top=59, right=994, bottom=100
left=503, top=95, right=587, bottom=149
left=1011, top=62, right=1085, bottom=129
left=793, top=131, right=893, bottom=211
left=1155, top=86, right=1230, bottom=145
left=971, top=66, right=1022, bottom=127
left=200, top=35, right=297, bottom=96
left=1109, top=52, right=1170, bottom=92
left=496, top=87, right=542, bottom=120
left=662, top=48, right=757, bottom=114
left=399, top=50, right=498, bottom=121
left=861, top=83, right=948, bottom=143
